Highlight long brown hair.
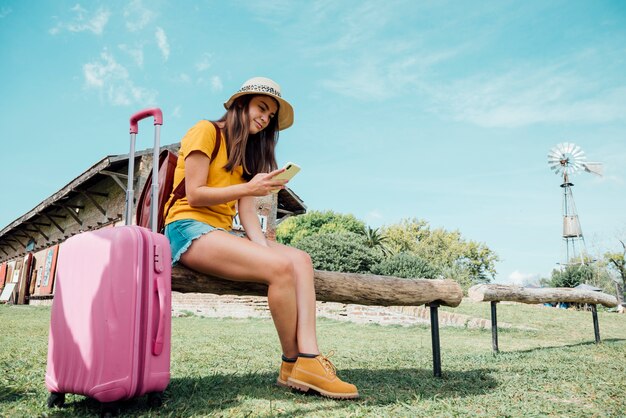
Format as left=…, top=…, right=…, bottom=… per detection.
left=216, top=95, right=279, bottom=181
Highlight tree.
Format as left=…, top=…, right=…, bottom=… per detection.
left=380, top=218, right=429, bottom=254
left=381, top=218, right=498, bottom=285
left=276, top=210, right=366, bottom=246
left=292, top=232, right=382, bottom=274
left=549, top=264, right=594, bottom=288
left=604, top=240, right=626, bottom=304
left=362, top=226, right=392, bottom=256
left=371, top=253, right=440, bottom=279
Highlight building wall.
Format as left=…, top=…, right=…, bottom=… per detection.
left=0, top=154, right=153, bottom=264
left=0, top=152, right=280, bottom=305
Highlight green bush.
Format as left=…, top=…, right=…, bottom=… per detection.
left=550, top=264, right=594, bottom=288
left=371, top=252, right=440, bottom=279
left=276, top=210, right=366, bottom=245
left=293, top=232, right=381, bottom=273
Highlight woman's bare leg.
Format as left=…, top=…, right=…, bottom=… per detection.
left=179, top=231, right=299, bottom=357
left=267, top=241, right=319, bottom=355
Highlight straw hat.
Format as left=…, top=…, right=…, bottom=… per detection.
left=224, top=77, right=294, bottom=130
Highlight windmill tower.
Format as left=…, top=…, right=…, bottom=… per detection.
left=547, top=143, right=603, bottom=267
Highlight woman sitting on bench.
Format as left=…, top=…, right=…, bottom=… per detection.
left=163, top=77, right=358, bottom=400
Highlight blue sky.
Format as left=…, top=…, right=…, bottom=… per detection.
left=1, top=0, right=625, bottom=284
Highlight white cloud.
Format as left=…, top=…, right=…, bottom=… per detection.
left=50, top=4, right=110, bottom=35
left=174, top=73, right=192, bottom=83
left=262, top=2, right=626, bottom=129
left=195, top=54, right=212, bottom=72
left=172, top=105, right=182, bottom=119
left=0, top=6, right=12, bottom=18
left=365, top=210, right=385, bottom=227
left=123, top=0, right=155, bottom=31
left=118, top=44, right=144, bottom=67
left=210, top=76, right=223, bottom=92
left=83, top=50, right=157, bottom=106
left=503, top=270, right=541, bottom=286
left=155, top=27, right=170, bottom=61
left=429, top=70, right=626, bottom=128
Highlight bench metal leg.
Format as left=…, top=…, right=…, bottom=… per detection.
left=591, top=304, right=601, bottom=344
left=490, top=301, right=499, bottom=353
left=429, top=302, right=442, bottom=378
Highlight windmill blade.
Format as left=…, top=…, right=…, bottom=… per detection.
left=549, top=163, right=563, bottom=173
left=582, top=162, right=604, bottom=176
left=561, top=143, right=571, bottom=154
left=571, top=145, right=585, bottom=159
left=570, top=163, right=583, bottom=173
left=548, top=163, right=562, bottom=170
left=567, top=143, right=576, bottom=154
left=548, top=148, right=562, bottom=157
left=548, top=151, right=565, bottom=161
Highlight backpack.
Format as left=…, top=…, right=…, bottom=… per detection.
left=136, top=121, right=222, bottom=232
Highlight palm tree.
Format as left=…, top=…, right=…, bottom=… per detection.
left=362, top=226, right=392, bottom=256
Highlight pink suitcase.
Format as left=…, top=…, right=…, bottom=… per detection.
left=45, top=109, right=172, bottom=413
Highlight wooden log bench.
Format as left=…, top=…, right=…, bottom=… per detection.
left=468, top=284, right=619, bottom=352
left=173, top=265, right=463, bottom=377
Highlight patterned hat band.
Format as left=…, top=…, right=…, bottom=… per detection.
left=238, top=84, right=282, bottom=98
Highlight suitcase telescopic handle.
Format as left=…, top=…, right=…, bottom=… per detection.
left=126, top=108, right=163, bottom=231
left=129, top=108, right=163, bottom=134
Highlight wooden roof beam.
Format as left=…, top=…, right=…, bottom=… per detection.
left=43, top=213, right=65, bottom=233
left=0, top=242, right=17, bottom=251
left=78, top=190, right=107, bottom=217
left=100, top=170, right=128, bottom=192
left=13, top=231, right=34, bottom=240
left=25, top=222, right=49, bottom=240
left=4, top=237, right=26, bottom=247
left=53, top=204, right=83, bottom=226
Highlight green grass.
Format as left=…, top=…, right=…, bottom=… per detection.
left=1, top=302, right=624, bottom=417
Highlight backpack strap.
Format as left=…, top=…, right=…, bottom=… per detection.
left=163, top=121, right=222, bottom=225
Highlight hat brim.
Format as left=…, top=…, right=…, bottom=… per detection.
left=224, top=92, right=294, bottom=131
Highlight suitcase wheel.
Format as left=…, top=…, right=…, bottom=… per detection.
left=147, top=391, right=164, bottom=408
left=47, top=392, right=65, bottom=408
left=100, top=401, right=120, bottom=418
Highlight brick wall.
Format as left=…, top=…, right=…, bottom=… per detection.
left=171, top=293, right=514, bottom=329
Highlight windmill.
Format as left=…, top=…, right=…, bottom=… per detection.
left=547, top=143, right=603, bottom=267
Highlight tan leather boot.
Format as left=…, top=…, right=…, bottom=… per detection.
left=276, top=360, right=295, bottom=387
left=287, top=353, right=359, bottom=399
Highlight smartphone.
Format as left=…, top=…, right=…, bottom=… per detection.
left=271, top=162, right=300, bottom=193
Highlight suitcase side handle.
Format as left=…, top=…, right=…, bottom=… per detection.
left=153, top=274, right=166, bottom=356
left=129, top=108, right=163, bottom=134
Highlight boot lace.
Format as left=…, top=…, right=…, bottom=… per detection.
left=319, top=351, right=337, bottom=376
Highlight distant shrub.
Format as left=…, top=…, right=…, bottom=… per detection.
left=277, top=210, right=366, bottom=246
left=293, top=232, right=382, bottom=274
left=371, top=252, right=440, bottom=279
left=550, top=264, right=594, bottom=288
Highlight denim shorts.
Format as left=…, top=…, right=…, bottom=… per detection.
left=164, top=219, right=235, bottom=265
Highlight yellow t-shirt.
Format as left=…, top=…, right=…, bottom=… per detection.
left=164, top=120, right=245, bottom=230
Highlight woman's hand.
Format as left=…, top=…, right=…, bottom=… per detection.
left=245, top=168, right=288, bottom=196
